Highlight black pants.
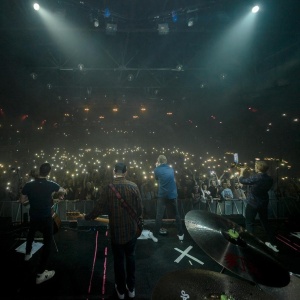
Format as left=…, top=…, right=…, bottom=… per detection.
left=111, top=237, right=137, bottom=294
left=26, top=216, right=53, bottom=274
left=245, top=203, right=276, bottom=244
left=154, top=197, right=183, bottom=236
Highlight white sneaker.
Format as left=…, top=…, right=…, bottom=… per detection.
left=178, top=234, right=184, bottom=241
left=36, top=270, right=55, bottom=284
left=24, top=253, right=32, bottom=261
left=115, top=284, right=125, bottom=299
left=148, top=231, right=158, bottom=242
left=126, top=284, right=135, bottom=298
left=265, top=242, right=279, bottom=253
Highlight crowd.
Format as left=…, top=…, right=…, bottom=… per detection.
left=1, top=146, right=299, bottom=209
left=1, top=146, right=299, bottom=294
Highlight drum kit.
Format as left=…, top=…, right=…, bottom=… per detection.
left=152, top=210, right=299, bottom=300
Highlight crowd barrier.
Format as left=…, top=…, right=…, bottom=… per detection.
left=0, top=200, right=96, bottom=222
left=0, top=198, right=289, bottom=223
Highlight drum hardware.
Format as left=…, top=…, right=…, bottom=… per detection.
left=184, top=210, right=290, bottom=288
left=152, top=269, right=275, bottom=300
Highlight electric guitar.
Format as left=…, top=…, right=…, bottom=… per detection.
left=52, top=203, right=61, bottom=234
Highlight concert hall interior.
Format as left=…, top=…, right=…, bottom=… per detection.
left=1, top=0, right=300, bottom=299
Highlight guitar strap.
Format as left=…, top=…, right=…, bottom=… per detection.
left=108, top=183, right=141, bottom=225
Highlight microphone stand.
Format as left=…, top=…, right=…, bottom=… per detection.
left=16, top=169, right=24, bottom=224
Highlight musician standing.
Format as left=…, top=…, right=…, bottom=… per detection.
left=20, top=163, right=65, bottom=284
left=79, top=162, right=143, bottom=299
left=152, top=155, right=184, bottom=241
left=239, top=161, right=279, bottom=252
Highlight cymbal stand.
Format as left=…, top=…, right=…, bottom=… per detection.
left=52, top=202, right=59, bottom=252
left=53, top=236, right=58, bottom=252
left=14, top=168, right=24, bottom=224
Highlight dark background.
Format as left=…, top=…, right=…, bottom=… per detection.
left=0, top=0, right=300, bottom=175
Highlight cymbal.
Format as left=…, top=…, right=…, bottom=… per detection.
left=185, top=210, right=290, bottom=287
left=152, top=268, right=275, bottom=300
left=259, top=273, right=300, bottom=300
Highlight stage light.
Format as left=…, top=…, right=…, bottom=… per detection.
left=93, top=19, right=99, bottom=27
left=176, top=64, right=183, bottom=71
left=187, top=18, right=194, bottom=27
left=30, top=73, right=37, bottom=80
left=172, top=11, right=178, bottom=23
left=252, top=6, right=259, bottom=13
left=158, top=23, right=169, bottom=35
left=104, top=8, right=111, bottom=18
left=220, top=73, right=227, bottom=80
left=127, top=74, right=134, bottom=81
left=78, top=63, right=84, bottom=71
left=106, top=23, right=117, bottom=35
left=33, top=3, right=40, bottom=11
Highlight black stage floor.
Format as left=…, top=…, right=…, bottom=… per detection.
left=1, top=213, right=300, bottom=300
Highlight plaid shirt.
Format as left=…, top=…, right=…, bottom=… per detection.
left=85, top=177, right=143, bottom=244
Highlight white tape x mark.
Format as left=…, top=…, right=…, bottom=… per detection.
left=174, top=245, right=204, bottom=265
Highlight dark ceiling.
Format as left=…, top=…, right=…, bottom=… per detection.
left=1, top=0, right=300, bottom=111
left=0, top=0, right=300, bottom=173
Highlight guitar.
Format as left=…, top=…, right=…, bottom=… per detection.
left=52, top=209, right=61, bottom=234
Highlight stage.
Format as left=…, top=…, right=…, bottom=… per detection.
left=1, top=212, right=300, bottom=300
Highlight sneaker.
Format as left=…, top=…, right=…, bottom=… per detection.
left=148, top=231, right=158, bottom=242
left=24, top=253, right=32, bottom=261
left=36, top=270, right=55, bottom=284
left=178, top=234, right=184, bottom=241
left=159, top=228, right=168, bottom=235
left=115, top=284, right=125, bottom=299
left=126, top=284, right=135, bottom=298
left=265, top=242, right=279, bottom=253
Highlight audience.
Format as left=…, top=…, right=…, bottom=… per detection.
left=0, top=146, right=299, bottom=215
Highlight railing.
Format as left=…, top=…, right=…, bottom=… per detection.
left=0, top=198, right=292, bottom=224
left=0, top=200, right=96, bottom=222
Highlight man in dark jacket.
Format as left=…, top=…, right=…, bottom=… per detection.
left=239, top=160, right=279, bottom=252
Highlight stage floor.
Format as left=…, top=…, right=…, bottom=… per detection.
left=1, top=215, right=300, bottom=300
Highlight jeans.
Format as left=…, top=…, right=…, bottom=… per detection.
left=245, top=203, right=276, bottom=244
left=26, top=216, right=53, bottom=274
left=111, top=237, right=137, bottom=294
left=154, top=197, right=183, bottom=236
